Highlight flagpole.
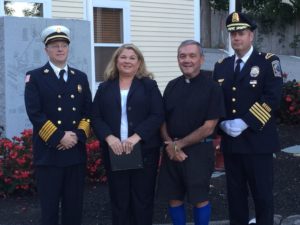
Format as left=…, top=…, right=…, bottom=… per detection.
left=228, top=0, right=236, bottom=56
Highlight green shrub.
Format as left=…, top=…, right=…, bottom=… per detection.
left=0, top=129, right=106, bottom=196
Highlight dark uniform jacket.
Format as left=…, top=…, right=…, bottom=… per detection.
left=213, top=50, right=283, bottom=154
left=91, top=77, right=164, bottom=163
left=25, top=62, right=92, bottom=166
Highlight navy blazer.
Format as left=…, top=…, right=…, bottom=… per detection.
left=24, top=62, right=92, bottom=166
left=92, top=77, right=164, bottom=155
left=213, top=50, right=283, bottom=154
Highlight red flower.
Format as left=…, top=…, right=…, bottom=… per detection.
left=4, top=178, right=12, bottom=184
left=1, top=129, right=106, bottom=196
left=100, top=176, right=107, bottom=183
left=9, top=152, right=18, bottom=159
left=289, top=106, right=295, bottom=112
left=285, top=95, right=292, bottom=102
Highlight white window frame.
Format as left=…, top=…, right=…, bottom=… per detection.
left=0, top=0, right=52, bottom=18
left=86, top=0, right=131, bottom=95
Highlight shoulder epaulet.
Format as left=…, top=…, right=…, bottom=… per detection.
left=265, top=53, right=275, bottom=59
left=259, top=52, right=282, bottom=77
left=259, top=52, right=276, bottom=60
left=217, top=55, right=230, bottom=64
left=217, top=58, right=224, bottom=64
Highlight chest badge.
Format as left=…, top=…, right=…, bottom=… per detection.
left=250, top=66, right=260, bottom=77
left=77, top=84, right=82, bottom=93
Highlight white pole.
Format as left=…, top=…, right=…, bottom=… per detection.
left=228, top=0, right=236, bottom=56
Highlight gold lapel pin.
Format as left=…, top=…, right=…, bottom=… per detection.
left=77, top=84, right=82, bottom=93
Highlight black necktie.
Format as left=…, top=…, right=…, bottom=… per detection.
left=234, top=58, right=242, bottom=80
left=59, top=69, right=66, bottom=84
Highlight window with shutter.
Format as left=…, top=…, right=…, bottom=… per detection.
left=93, top=7, right=123, bottom=82
left=90, top=0, right=130, bottom=86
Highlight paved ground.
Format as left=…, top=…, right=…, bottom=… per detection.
left=1, top=146, right=299, bottom=225
left=155, top=145, right=300, bottom=225
left=153, top=214, right=300, bottom=224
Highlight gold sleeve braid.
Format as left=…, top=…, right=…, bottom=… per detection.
left=262, top=103, right=272, bottom=113
left=39, top=120, right=58, bottom=142
left=249, top=102, right=272, bottom=127
left=78, top=118, right=91, bottom=138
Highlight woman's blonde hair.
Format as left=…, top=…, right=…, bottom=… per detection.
left=103, top=43, right=154, bottom=81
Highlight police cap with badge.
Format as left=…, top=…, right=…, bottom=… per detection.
left=226, top=12, right=257, bottom=32
left=41, top=25, right=70, bottom=45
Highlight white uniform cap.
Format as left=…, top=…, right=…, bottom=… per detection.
left=41, top=25, right=70, bottom=45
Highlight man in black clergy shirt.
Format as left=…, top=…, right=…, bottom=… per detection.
left=213, top=12, right=283, bottom=225
left=24, top=25, right=92, bottom=225
left=158, top=40, right=225, bottom=225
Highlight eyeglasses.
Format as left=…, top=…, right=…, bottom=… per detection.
left=47, top=44, right=69, bottom=50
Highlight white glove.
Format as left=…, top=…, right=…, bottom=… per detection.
left=220, top=121, right=242, bottom=137
left=230, top=118, right=248, bottom=133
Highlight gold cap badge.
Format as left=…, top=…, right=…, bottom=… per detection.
left=232, top=12, right=239, bottom=22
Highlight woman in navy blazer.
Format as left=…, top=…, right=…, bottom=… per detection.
left=92, top=44, right=164, bottom=225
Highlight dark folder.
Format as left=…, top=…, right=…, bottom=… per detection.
left=109, top=142, right=143, bottom=171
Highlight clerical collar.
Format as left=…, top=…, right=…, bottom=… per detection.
left=183, top=73, right=201, bottom=84
left=185, top=78, right=190, bottom=83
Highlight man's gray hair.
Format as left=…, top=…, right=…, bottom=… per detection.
left=177, top=40, right=204, bottom=57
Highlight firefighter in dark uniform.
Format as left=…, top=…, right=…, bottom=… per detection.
left=24, top=25, right=92, bottom=225
left=158, top=40, right=225, bottom=225
left=213, top=12, right=283, bottom=225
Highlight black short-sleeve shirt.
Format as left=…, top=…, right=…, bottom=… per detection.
left=163, top=71, right=225, bottom=139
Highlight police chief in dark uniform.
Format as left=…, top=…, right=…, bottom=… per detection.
left=213, top=12, right=283, bottom=225
left=24, top=25, right=92, bottom=225
left=158, top=40, right=225, bottom=225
